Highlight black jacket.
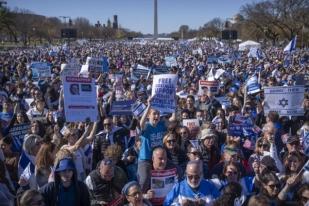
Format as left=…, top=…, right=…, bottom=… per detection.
left=40, top=181, right=90, bottom=206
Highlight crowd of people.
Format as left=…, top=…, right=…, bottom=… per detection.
left=0, top=39, right=309, bottom=206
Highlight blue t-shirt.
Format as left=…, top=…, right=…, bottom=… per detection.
left=138, top=120, right=167, bottom=161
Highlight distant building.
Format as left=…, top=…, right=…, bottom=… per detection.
left=113, top=15, right=118, bottom=29
left=107, top=19, right=111, bottom=28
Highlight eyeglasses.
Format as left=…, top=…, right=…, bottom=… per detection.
left=187, top=174, right=201, bottom=180
left=180, top=132, right=187, bottom=135
left=267, top=184, right=280, bottom=189
left=167, top=139, right=176, bottom=144
left=127, top=190, right=142, bottom=197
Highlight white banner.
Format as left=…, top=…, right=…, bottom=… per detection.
left=63, top=76, right=98, bottom=122
left=151, top=74, right=178, bottom=113
left=264, top=86, right=304, bottom=116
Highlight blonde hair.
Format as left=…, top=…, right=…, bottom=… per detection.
left=54, top=148, right=74, bottom=167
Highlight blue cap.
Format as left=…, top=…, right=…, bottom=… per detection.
left=55, top=158, right=75, bottom=172
left=229, top=87, right=238, bottom=93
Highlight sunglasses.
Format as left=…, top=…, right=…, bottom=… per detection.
left=104, top=123, right=112, bottom=126
left=187, top=174, right=201, bottom=180
left=167, top=139, right=176, bottom=144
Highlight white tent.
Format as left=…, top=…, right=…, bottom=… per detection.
left=238, top=40, right=261, bottom=51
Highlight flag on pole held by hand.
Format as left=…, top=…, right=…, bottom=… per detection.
left=284, top=36, right=297, bottom=53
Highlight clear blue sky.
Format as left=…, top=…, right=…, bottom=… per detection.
left=7, top=0, right=259, bottom=34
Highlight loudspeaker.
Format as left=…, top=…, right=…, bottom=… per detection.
left=222, top=30, right=237, bottom=40
left=61, top=28, right=77, bottom=38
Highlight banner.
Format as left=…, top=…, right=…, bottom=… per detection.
left=30, top=62, right=51, bottom=81
left=114, top=74, right=124, bottom=100
left=9, top=123, right=30, bottom=152
left=86, top=57, right=104, bottom=73
left=131, top=101, right=146, bottom=117
left=228, top=114, right=256, bottom=138
left=264, top=86, right=304, bottom=116
left=63, top=76, right=98, bottom=122
left=164, top=56, right=177, bottom=67
left=151, top=74, right=178, bottom=113
left=198, top=80, right=219, bottom=95
left=183, top=119, right=200, bottom=139
left=109, top=100, right=134, bottom=116
left=151, top=168, right=177, bottom=206
left=132, top=64, right=150, bottom=79
left=153, top=67, right=170, bottom=75
left=61, top=61, right=80, bottom=79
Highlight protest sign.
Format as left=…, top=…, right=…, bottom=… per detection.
left=228, top=114, right=256, bottom=138
left=131, top=101, right=146, bottom=117
left=183, top=119, right=200, bottom=138
left=198, top=80, right=219, bottom=95
left=61, top=61, right=80, bottom=79
left=30, top=62, right=51, bottom=81
left=164, top=56, right=177, bottom=67
left=109, top=100, right=134, bottom=116
left=151, top=168, right=177, bottom=206
left=132, top=64, right=150, bottom=79
left=207, top=56, right=218, bottom=64
left=86, top=57, right=104, bottom=73
left=151, top=74, right=178, bottom=113
left=264, top=86, right=304, bottom=116
left=114, top=74, right=124, bottom=100
left=9, top=123, right=30, bottom=152
left=153, top=66, right=170, bottom=74
left=63, top=76, right=98, bottom=122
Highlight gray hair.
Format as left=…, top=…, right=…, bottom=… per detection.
left=23, top=134, right=42, bottom=155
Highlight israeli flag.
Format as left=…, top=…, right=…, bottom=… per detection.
left=248, top=48, right=264, bottom=60
left=284, top=36, right=297, bottom=53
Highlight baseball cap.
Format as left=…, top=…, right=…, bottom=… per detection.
left=200, top=129, right=217, bottom=140
left=55, top=158, right=75, bottom=172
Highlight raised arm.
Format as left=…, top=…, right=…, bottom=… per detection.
left=140, top=96, right=152, bottom=130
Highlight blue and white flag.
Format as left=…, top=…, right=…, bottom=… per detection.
left=284, top=36, right=297, bottom=53
left=247, top=75, right=260, bottom=94
left=248, top=48, right=264, bottom=60
left=302, top=129, right=309, bottom=157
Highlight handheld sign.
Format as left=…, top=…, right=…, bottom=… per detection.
left=264, top=86, right=304, bottom=116
left=151, top=74, right=178, bottom=114
left=63, top=76, right=98, bottom=122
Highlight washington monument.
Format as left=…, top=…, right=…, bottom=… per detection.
left=154, top=0, right=158, bottom=39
